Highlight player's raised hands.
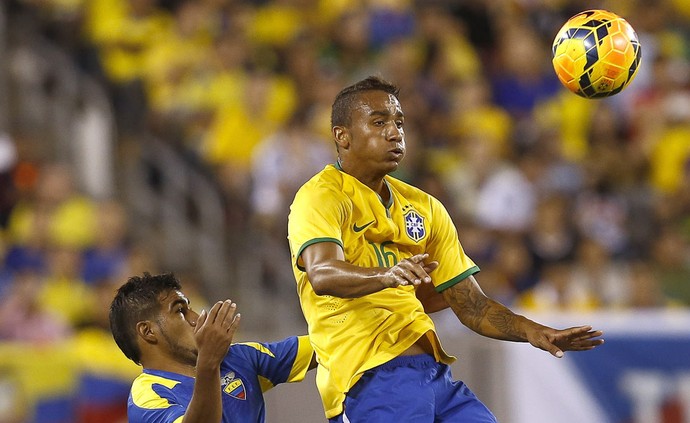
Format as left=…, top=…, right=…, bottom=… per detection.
left=525, top=325, right=604, bottom=358
left=194, top=300, right=241, bottom=367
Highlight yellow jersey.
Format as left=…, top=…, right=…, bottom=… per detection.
left=288, top=164, right=479, bottom=418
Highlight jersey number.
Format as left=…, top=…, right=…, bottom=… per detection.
left=369, top=241, right=399, bottom=267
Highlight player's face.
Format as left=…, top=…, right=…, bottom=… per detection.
left=156, top=290, right=200, bottom=367
left=345, top=90, right=405, bottom=175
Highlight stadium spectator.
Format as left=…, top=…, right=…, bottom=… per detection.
left=38, top=244, right=97, bottom=328
left=650, top=224, right=690, bottom=306
left=81, top=200, right=131, bottom=285
left=568, top=237, right=632, bottom=309
left=0, top=268, right=72, bottom=343
left=625, top=260, right=675, bottom=308
left=239, top=108, right=336, bottom=330
left=516, top=262, right=598, bottom=312
left=6, top=162, right=97, bottom=251
left=524, top=195, right=579, bottom=283
left=83, top=0, right=173, bottom=137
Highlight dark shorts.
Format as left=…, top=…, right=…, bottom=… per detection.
left=329, top=354, right=498, bottom=423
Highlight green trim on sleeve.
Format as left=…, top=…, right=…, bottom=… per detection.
left=295, top=237, right=343, bottom=271
left=435, top=265, right=480, bottom=292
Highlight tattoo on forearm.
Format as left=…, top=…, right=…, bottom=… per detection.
left=444, top=283, right=489, bottom=331
left=486, top=308, right=523, bottom=341
left=444, top=283, right=524, bottom=341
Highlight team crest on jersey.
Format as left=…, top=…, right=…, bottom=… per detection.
left=221, top=372, right=246, bottom=400
left=404, top=209, right=426, bottom=242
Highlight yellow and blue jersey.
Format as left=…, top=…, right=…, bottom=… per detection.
left=127, top=336, right=312, bottom=423
left=288, top=164, right=479, bottom=418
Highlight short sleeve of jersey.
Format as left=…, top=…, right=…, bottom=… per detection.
left=128, top=373, right=187, bottom=423
left=232, top=336, right=313, bottom=392
left=426, top=196, right=479, bottom=292
left=288, top=180, right=348, bottom=270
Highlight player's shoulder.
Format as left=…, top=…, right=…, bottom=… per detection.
left=230, top=336, right=297, bottom=356
left=386, top=175, right=435, bottom=202
left=133, top=370, right=187, bottom=388
left=300, top=164, right=343, bottom=190
left=294, top=164, right=348, bottom=200
left=387, top=175, right=450, bottom=219
left=130, top=370, right=190, bottom=410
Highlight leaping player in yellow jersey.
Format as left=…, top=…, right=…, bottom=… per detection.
left=287, top=76, right=605, bottom=423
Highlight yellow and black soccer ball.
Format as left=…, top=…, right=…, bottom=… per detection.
left=552, top=9, right=642, bottom=98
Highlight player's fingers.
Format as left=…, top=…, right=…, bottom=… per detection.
left=405, top=258, right=436, bottom=284
left=391, top=261, right=422, bottom=285
left=216, top=300, right=235, bottom=324
left=409, top=254, right=429, bottom=263
left=568, top=340, right=604, bottom=351
left=409, top=255, right=439, bottom=279
left=194, top=309, right=208, bottom=333
left=571, top=338, right=605, bottom=348
left=537, top=336, right=564, bottom=358
left=207, top=301, right=223, bottom=324
left=395, top=265, right=417, bottom=285
left=569, top=330, right=604, bottom=342
left=221, top=302, right=238, bottom=328
left=423, top=261, right=439, bottom=275
left=548, top=344, right=564, bottom=358
left=563, top=325, right=593, bottom=336
left=227, top=313, right=241, bottom=334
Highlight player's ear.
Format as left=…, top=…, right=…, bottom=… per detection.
left=333, top=126, right=350, bottom=150
left=136, top=321, right=158, bottom=344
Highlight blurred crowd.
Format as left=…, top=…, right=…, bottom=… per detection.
left=2, top=0, right=690, bottom=419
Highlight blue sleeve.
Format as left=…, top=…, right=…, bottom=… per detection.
left=128, top=388, right=185, bottom=423
left=234, top=336, right=313, bottom=391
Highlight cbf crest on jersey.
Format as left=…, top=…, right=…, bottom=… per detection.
left=404, top=209, right=426, bottom=242
left=222, top=372, right=246, bottom=400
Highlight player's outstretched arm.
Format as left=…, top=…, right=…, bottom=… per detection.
left=183, top=300, right=240, bottom=423
left=442, top=276, right=604, bottom=358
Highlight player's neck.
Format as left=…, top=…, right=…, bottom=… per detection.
left=337, top=159, right=388, bottom=200
left=142, top=356, right=197, bottom=378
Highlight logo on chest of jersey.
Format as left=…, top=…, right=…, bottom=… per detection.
left=404, top=209, right=426, bottom=242
left=221, top=371, right=246, bottom=400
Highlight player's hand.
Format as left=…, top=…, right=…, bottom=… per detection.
left=194, top=300, right=241, bottom=366
left=383, top=253, right=439, bottom=288
left=526, top=325, right=604, bottom=358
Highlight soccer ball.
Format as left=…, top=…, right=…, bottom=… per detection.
left=552, top=9, right=642, bottom=98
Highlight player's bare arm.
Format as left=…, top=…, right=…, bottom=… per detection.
left=443, top=275, right=604, bottom=358
left=183, top=300, right=240, bottom=423
left=416, top=280, right=449, bottom=313
left=302, top=241, right=438, bottom=298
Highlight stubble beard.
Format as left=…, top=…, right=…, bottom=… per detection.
left=159, top=324, right=198, bottom=367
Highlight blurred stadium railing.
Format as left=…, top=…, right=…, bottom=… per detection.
left=123, top=136, right=231, bottom=300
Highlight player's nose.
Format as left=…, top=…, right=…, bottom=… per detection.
left=386, top=124, right=403, bottom=141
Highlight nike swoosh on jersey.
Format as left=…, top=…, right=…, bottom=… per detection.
left=353, top=220, right=375, bottom=232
